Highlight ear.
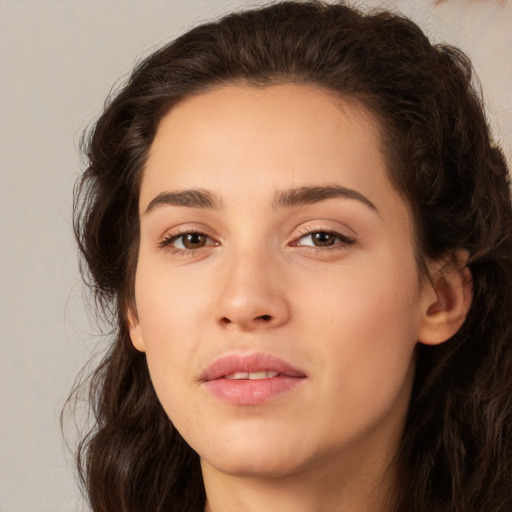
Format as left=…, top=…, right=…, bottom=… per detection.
left=126, top=305, right=146, bottom=352
left=417, top=250, right=473, bottom=346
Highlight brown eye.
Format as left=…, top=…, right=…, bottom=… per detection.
left=300, top=231, right=340, bottom=247
left=181, top=233, right=208, bottom=249
left=161, top=232, right=214, bottom=251
left=311, top=232, right=337, bottom=246
left=295, top=230, right=354, bottom=249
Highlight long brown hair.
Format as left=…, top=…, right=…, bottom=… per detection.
left=69, top=1, right=512, bottom=511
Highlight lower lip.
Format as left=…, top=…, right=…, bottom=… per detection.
left=203, top=376, right=304, bottom=405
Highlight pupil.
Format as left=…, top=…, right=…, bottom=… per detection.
left=184, top=233, right=205, bottom=248
left=314, top=232, right=334, bottom=246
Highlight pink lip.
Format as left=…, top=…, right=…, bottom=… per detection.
left=200, top=353, right=307, bottom=406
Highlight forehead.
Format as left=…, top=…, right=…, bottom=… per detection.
left=139, top=83, right=415, bottom=238
left=150, top=84, right=382, bottom=158
left=142, top=84, right=392, bottom=196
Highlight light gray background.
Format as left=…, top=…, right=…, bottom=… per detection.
left=1, top=0, right=511, bottom=511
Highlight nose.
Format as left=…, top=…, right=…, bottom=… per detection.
left=216, top=248, right=290, bottom=331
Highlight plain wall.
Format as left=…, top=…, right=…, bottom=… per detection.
left=1, top=1, right=510, bottom=510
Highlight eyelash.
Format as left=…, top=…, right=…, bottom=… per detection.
left=159, top=230, right=217, bottom=254
left=158, top=228, right=355, bottom=255
left=290, top=229, right=355, bottom=253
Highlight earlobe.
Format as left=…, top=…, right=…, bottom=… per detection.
left=127, top=306, right=146, bottom=352
left=417, top=250, right=473, bottom=346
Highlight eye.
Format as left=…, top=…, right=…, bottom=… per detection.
left=160, top=231, right=216, bottom=251
left=293, top=230, right=354, bottom=249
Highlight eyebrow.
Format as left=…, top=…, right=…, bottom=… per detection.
left=273, top=185, right=378, bottom=213
left=144, top=184, right=378, bottom=215
left=144, top=189, right=220, bottom=214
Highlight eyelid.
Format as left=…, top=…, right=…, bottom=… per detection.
left=162, top=232, right=214, bottom=248
left=293, top=221, right=355, bottom=239
left=158, top=225, right=220, bottom=252
left=289, top=224, right=356, bottom=251
left=155, top=222, right=356, bottom=255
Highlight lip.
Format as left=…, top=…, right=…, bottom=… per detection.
left=200, top=353, right=307, bottom=405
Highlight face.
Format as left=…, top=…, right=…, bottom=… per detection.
left=130, top=84, right=431, bottom=482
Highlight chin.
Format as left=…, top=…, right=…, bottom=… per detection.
left=196, top=430, right=313, bottom=478
left=201, top=449, right=309, bottom=479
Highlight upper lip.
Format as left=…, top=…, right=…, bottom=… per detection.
left=200, top=353, right=307, bottom=381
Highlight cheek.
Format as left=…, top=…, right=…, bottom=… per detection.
left=133, top=261, right=208, bottom=409
left=298, top=245, right=420, bottom=334
left=298, top=251, right=420, bottom=396
left=134, top=251, right=211, bottom=344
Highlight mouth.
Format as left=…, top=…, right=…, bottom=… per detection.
left=224, top=371, right=281, bottom=380
left=200, top=353, right=307, bottom=405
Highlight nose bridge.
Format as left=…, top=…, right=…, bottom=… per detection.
left=217, top=242, right=289, bottom=330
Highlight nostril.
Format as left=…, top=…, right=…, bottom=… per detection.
left=219, top=314, right=273, bottom=326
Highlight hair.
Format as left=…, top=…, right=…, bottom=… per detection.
left=69, top=1, right=512, bottom=511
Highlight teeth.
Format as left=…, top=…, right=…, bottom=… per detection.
left=225, top=371, right=280, bottom=380
left=225, top=372, right=249, bottom=380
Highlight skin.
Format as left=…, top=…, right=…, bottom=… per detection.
left=129, top=84, right=470, bottom=512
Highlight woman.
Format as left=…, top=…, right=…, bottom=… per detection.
left=70, top=1, right=512, bottom=511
